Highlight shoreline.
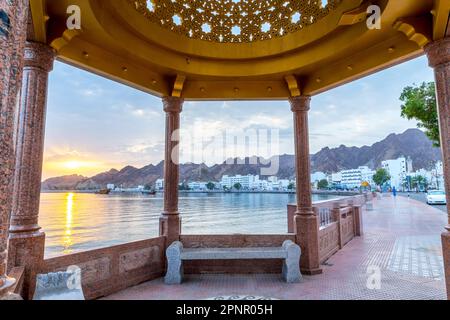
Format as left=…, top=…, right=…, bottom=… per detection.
left=41, top=189, right=361, bottom=196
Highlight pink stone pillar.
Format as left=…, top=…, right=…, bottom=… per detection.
left=332, top=206, right=344, bottom=249
left=353, top=205, right=363, bottom=237
left=425, top=37, right=450, bottom=300
left=159, top=97, right=183, bottom=246
left=289, top=96, right=321, bottom=275
left=8, top=42, right=55, bottom=299
left=0, top=0, right=29, bottom=299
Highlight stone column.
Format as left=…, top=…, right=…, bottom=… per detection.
left=159, top=97, right=183, bottom=246
left=8, top=41, right=55, bottom=299
left=289, top=96, right=321, bottom=275
left=353, top=205, right=363, bottom=237
left=425, top=37, right=450, bottom=300
left=0, top=0, right=29, bottom=299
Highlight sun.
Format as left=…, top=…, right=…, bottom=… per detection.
left=43, top=158, right=110, bottom=179
left=64, top=161, right=84, bottom=170
left=62, top=160, right=101, bottom=171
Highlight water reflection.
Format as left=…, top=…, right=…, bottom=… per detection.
left=39, top=192, right=342, bottom=258
left=63, top=193, right=74, bottom=254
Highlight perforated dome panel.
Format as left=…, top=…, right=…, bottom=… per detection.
left=129, top=0, right=342, bottom=43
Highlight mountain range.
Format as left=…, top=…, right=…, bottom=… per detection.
left=41, top=128, right=442, bottom=190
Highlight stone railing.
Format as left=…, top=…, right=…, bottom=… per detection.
left=39, top=237, right=166, bottom=300
left=30, top=193, right=374, bottom=300
left=287, top=193, right=373, bottom=266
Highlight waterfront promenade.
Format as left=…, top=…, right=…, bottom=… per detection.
left=104, top=196, right=447, bottom=300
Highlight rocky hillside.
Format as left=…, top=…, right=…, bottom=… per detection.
left=42, top=129, right=442, bottom=190
left=310, top=128, right=442, bottom=172
left=41, top=174, right=88, bottom=190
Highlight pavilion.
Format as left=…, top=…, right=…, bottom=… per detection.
left=0, top=0, right=449, bottom=300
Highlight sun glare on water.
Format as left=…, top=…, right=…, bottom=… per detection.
left=63, top=192, right=74, bottom=254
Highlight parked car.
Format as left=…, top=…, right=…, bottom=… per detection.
left=426, top=190, right=447, bottom=205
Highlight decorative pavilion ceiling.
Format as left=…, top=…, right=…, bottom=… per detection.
left=30, top=0, right=449, bottom=100
left=129, top=0, right=342, bottom=43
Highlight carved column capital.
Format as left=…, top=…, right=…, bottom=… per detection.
left=289, top=96, right=311, bottom=113
left=425, top=37, right=450, bottom=69
left=23, top=41, right=55, bottom=72
left=163, top=96, right=184, bottom=114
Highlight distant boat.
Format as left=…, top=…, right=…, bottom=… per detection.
left=142, top=190, right=157, bottom=195
left=96, top=189, right=111, bottom=195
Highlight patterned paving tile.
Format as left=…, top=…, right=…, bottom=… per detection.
left=103, top=196, right=448, bottom=300
left=387, top=235, right=444, bottom=280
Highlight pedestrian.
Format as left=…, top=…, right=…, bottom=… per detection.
left=392, top=186, right=397, bottom=197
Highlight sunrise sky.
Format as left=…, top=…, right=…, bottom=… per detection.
left=42, top=56, right=434, bottom=180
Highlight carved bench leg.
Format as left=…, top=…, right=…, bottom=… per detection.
left=282, top=240, right=302, bottom=283
left=164, top=241, right=184, bottom=285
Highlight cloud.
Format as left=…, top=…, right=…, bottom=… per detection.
left=43, top=56, right=435, bottom=178
left=78, top=86, right=104, bottom=97
left=125, top=142, right=165, bottom=154
left=125, top=103, right=162, bottom=118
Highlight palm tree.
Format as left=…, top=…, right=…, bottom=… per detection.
left=411, top=175, right=428, bottom=192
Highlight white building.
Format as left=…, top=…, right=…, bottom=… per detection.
left=257, top=180, right=271, bottom=191
left=340, top=166, right=375, bottom=188
left=107, top=184, right=115, bottom=190
left=360, top=167, right=376, bottom=186
left=220, top=174, right=260, bottom=190
left=188, top=181, right=209, bottom=191
left=331, top=172, right=342, bottom=184
left=311, top=172, right=328, bottom=183
left=155, top=179, right=164, bottom=190
left=268, top=176, right=278, bottom=184
left=436, top=161, right=443, bottom=174
left=278, top=179, right=292, bottom=190
left=382, top=157, right=409, bottom=190
left=401, top=161, right=443, bottom=191
left=434, top=161, right=445, bottom=190
left=266, top=177, right=294, bottom=191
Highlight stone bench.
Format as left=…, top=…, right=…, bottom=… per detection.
left=164, top=240, right=302, bottom=285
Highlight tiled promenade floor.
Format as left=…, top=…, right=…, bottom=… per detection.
left=104, top=196, right=448, bottom=300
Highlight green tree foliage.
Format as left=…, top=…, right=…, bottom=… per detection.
left=178, top=182, right=190, bottom=191
left=411, top=175, right=428, bottom=191
left=206, top=182, right=215, bottom=190
left=400, top=82, right=440, bottom=146
left=373, top=169, right=391, bottom=187
left=233, top=183, right=242, bottom=191
left=317, top=179, right=329, bottom=190
left=287, top=182, right=295, bottom=190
